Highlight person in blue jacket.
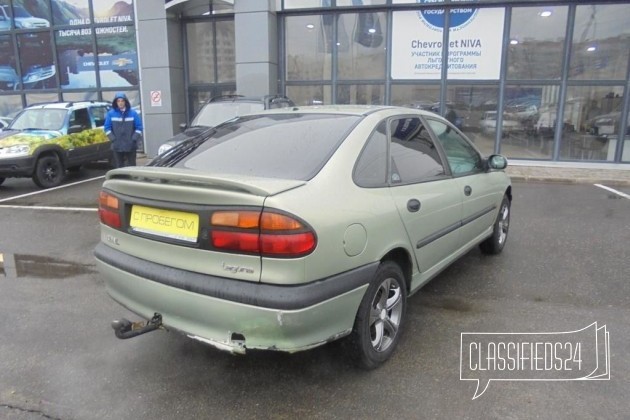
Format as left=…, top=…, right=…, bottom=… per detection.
left=104, top=92, right=143, bottom=168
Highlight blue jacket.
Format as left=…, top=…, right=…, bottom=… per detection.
left=104, top=93, right=143, bottom=152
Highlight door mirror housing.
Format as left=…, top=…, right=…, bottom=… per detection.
left=487, top=154, right=508, bottom=170
left=67, top=124, right=83, bottom=134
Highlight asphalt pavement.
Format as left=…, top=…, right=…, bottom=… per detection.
left=0, top=161, right=629, bottom=420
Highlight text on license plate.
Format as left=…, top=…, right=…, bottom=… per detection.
left=130, top=205, right=199, bottom=243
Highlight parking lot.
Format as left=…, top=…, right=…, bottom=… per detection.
left=0, top=169, right=629, bottom=420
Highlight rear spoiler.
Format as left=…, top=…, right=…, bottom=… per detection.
left=105, top=166, right=306, bottom=197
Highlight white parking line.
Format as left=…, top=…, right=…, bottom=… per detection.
left=594, top=184, right=630, bottom=200
left=0, top=205, right=97, bottom=212
left=0, top=175, right=105, bottom=204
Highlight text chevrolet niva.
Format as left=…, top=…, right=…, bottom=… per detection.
left=95, top=105, right=511, bottom=369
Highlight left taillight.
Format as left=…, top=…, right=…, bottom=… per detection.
left=210, top=210, right=317, bottom=257
left=98, top=190, right=121, bottom=228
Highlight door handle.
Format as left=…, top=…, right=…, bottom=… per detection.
left=464, top=185, right=472, bottom=196
left=407, top=199, right=421, bottom=212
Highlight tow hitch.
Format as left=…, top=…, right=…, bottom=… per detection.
left=111, top=313, right=164, bottom=339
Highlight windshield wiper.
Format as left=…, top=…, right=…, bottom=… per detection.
left=148, top=128, right=216, bottom=168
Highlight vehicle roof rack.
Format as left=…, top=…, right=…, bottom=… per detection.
left=208, top=94, right=245, bottom=103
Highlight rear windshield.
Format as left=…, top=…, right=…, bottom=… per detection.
left=174, top=113, right=361, bottom=180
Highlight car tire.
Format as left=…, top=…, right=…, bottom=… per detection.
left=347, top=261, right=407, bottom=370
left=480, top=194, right=511, bottom=255
left=32, top=155, right=65, bottom=188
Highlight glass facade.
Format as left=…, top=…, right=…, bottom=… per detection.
left=0, top=0, right=139, bottom=119
left=280, top=1, right=630, bottom=163
left=2, top=0, right=629, bottom=164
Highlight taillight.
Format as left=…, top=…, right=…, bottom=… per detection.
left=98, top=191, right=121, bottom=228
left=210, top=210, right=316, bottom=257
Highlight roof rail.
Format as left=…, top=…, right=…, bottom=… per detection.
left=208, top=94, right=245, bottom=103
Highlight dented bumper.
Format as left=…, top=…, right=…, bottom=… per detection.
left=94, top=244, right=373, bottom=353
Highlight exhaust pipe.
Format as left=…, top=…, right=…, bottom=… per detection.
left=111, top=312, right=163, bottom=339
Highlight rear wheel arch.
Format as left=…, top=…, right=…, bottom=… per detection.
left=380, top=247, right=413, bottom=294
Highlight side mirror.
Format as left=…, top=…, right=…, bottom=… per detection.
left=67, top=124, right=83, bottom=134
left=487, top=154, right=508, bottom=170
left=179, top=122, right=187, bottom=132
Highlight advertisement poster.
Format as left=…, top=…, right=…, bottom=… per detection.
left=94, top=0, right=138, bottom=88
left=391, top=2, right=505, bottom=80
left=52, top=0, right=137, bottom=88
left=52, top=0, right=90, bottom=26
left=2, top=0, right=52, bottom=29
left=0, top=34, right=19, bottom=90
left=55, top=30, right=96, bottom=88
left=17, top=32, right=58, bottom=89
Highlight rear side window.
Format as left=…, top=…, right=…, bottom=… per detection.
left=354, top=121, right=388, bottom=187
left=177, top=113, right=361, bottom=180
left=92, top=106, right=108, bottom=127
left=389, top=117, right=445, bottom=184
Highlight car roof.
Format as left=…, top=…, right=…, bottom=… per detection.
left=24, top=101, right=110, bottom=110
left=244, top=104, right=440, bottom=118
left=209, top=94, right=292, bottom=103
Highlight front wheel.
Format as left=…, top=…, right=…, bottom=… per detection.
left=480, top=194, right=511, bottom=255
left=32, top=155, right=65, bottom=188
left=347, top=261, right=407, bottom=370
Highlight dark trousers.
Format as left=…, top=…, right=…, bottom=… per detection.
left=112, top=150, right=136, bottom=168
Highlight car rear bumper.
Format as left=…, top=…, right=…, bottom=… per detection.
left=0, top=156, right=36, bottom=177
left=94, top=243, right=374, bottom=353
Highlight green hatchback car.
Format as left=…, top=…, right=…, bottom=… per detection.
left=95, top=106, right=511, bottom=369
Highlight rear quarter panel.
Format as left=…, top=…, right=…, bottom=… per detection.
left=261, top=111, right=416, bottom=285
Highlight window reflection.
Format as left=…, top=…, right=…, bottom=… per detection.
left=337, top=11, right=386, bottom=80
left=500, top=84, right=560, bottom=160
left=336, top=84, right=384, bottom=105
left=445, top=84, right=499, bottom=157
left=507, top=6, right=567, bottom=80
left=216, top=20, right=235, bottom=83
left=286, top=15, right=332, bottom=81
left=0, top=94, right=22, bottom=119
left=570, top=4, right=630, bottom=80
left=187, top=22, right=216, bottom=84
left=286, top=85, right=329, bottom=106
left=560, top=86, right=626, bottom=162
left=186, top=20, right=234, bottom=85
left=390, top=84, right=440, bottom=108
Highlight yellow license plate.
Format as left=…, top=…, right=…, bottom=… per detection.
left=130, top=205, right=199, bottom=243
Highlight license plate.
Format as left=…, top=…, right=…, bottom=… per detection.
left=130, top=205, right=199, bottom=243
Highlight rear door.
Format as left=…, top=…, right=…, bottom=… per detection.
left=386, top=117, right=463, bottom=274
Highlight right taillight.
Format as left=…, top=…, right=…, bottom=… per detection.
left=210, top=210, right=316, bottom=257
left=98, top=190, right=121, bottom=228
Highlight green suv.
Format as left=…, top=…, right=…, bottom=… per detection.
left=0, top=101, right=111, bottom=188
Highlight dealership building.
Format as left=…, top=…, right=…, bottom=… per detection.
left=1, top=0, right=629, bottom=164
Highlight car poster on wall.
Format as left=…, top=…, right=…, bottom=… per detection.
left=391, top=0, right=505, bottom=80
left=53, top=0, right=136, bottom=89
left=52, top=0, right=90, bottom=26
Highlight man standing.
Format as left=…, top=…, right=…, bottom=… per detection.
left=104, top=92, right=143, bottom=168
